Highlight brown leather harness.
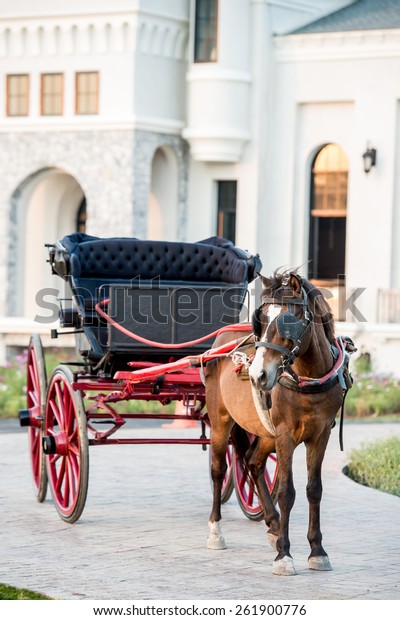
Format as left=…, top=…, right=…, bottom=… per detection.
left=251, top=286, right=356, bottom=450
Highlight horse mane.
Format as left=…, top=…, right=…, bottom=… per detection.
left=260, top=269, right=336, bottom=344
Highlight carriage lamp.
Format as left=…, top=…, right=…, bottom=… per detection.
left=362, top=144, right=377, bottom=174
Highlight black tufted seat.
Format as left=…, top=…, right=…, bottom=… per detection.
left=50, top=234, right=261, bottom=363
left=56, top=235, right=251, bottom=282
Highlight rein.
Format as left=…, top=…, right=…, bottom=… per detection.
left=96, top=299, right=252, bottom=349
left=279, top=336, right=349, bottom=391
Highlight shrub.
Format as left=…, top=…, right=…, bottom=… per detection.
left=0, top=348, right=67, bottom=418
left=0, top=350, right=28, bottom=418
left=0, top=347, right=175, bottom=418
left=346, top=436, right=400, bottom=497
left=345, top=356, right=400, bottom=418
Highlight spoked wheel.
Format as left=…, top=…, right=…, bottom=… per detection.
left=209, top=444, right=234, bottom=504
left=43, top=365, right=89, bottom=523
left=233, top=442, right=279, bottom=521
left=25, top=334, right=48, bottom=502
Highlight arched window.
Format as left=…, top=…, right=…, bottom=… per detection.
left=308, top=144, right=348, bottom=283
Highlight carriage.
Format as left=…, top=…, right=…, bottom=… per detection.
left=19, top=233, right=278, bottom=524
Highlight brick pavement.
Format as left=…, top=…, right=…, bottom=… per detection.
left=0, top=419, right=399, bottom=600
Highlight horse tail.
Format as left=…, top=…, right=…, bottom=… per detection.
left=230, top=423, right=255, bottom=469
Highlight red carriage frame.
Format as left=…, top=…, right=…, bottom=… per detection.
left=20, top=234, right=279, bottom=524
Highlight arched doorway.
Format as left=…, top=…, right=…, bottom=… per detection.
left=9, top=168, right=86, bottom=318
left=147, top=146, right=178, bottom=240
left=308, top=144, right=348, bottom=318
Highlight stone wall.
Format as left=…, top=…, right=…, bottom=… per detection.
left=0, top=126, right=189, bottom=324
left=0, top=128, right=135, bottom=318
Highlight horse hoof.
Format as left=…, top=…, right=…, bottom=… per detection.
left=272, top=556, right=296, bottom=576
left=207, top=521, right=226, bottom=550
left=308, top=555, right=332, bottom=571
left=207, top=536, right=226, bottom=550
left=267, top=532, right=278, bottom=550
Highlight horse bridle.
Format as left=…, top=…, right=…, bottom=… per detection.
left=252, top=287, right=313, bottom=371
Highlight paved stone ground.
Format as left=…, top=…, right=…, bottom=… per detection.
left=0, top=418, right=399, bottom=601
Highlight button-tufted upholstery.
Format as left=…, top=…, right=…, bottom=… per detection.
left=54, top=234, right=256, bottom=285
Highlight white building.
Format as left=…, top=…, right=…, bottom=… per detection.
left=0, top=0, right=399, bottom=374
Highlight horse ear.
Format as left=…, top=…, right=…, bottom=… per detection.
left=257, top=273, right=271, bottom=290
left=289, top=272, right=302, bottom=294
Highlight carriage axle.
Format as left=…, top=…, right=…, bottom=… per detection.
left=42, top=435, right=57, bottom=455
left=18, top=408, right=43, bottom=428
left=42, top=433, right=69, bottom=455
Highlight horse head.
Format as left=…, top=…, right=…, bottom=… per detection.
left=249, top=271, right=315, bottom=392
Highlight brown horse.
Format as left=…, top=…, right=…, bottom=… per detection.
left=205, top=270, right=353, bottom=575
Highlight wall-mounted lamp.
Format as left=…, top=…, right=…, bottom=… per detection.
left=362, top=144, right=377, bottom=174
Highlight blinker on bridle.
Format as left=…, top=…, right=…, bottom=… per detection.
left=252, top=286, right=313, bottom=369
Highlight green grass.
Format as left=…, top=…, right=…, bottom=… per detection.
left=346, top=436, right=400, bottom=497
left=0, top=583, right=51, bottom=600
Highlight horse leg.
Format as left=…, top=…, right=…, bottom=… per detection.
left=246, top=436, right=280, bottom=549
left=273, top=434, right=297, bottom=576
left=207, top=417, right=233, bottom=550
left=305, top=430, right=332, bottom=571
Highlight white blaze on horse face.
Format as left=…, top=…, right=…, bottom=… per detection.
left=267, top=304, right=282, bottom=323
left=249, top=340, right=265, bottom=383
left=249, top=304, right=282, bottom=384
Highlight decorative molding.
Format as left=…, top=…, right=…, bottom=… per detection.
left=182, top=128, right=251, bottom=163
left=0, top=11, right=188, bottom=60
left=133, top=115, right=185, bottom=134
left=183, top=127, right=251, bottom=140
left=337, top=321, right=400, bottom=338
left=0, top=119, right=137, bottom=132
left=0, top=116, right=185, bottom=135
left=0, top=8, right=188, bottom=25
left=137, top=18, right=188, bottom=60
left=274, top=28, right=400, bottom=62
left=0, top=19, right=136, bottom=57
left=267, top=0, right=317, bottom=12
left=267, top=0, right=352, bottom=16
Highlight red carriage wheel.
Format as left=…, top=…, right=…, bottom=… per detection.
left=209, top=444, right=234, bottom=504
left=25, top=334, right=48, bottom=502
left=44, top=366, right=89, bottom=523
left=233, top=447, right=279, bottom=521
